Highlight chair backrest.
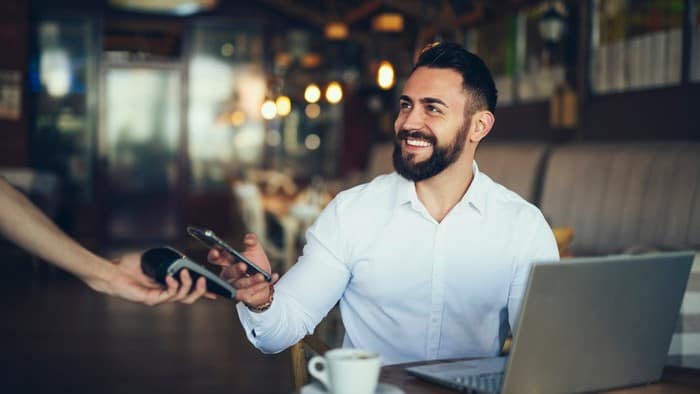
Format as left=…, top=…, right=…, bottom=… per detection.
left=232, top=181, right=267, bottom=237
left=475, top=142, right=550, bottom=204
left=363, top=141, right=551, bottom=205
left=290, top=334, right=331, bottom=392
left=365, top=143, right=394, bottom=179
left=539, top=142, right=700, bottom=256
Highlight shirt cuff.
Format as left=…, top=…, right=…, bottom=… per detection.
left=236, top=298, right=283, bottom=342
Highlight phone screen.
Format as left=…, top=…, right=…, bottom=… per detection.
left=187, top=226, right=272, bottom=282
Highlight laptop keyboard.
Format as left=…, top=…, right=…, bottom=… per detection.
left=453, top=372, right=504, bottom=393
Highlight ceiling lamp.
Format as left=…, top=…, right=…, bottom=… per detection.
left=304, top=84, right=321, bottom=103
left=276, top=95, right=291, bottom=116
left=325, top=81, right=343, bottom=104
left=261, top=99, right=277, bottom=120
left=40, top=48, right=71, bottom=98
left=220, top=43, right=234, bottom=57
left=109, top=0, right=217, bottom=15
left=372, top=12, right=404, bottom=33
left=305, top=103, right=321, bottom=119
left=538, top=2, right=567, bottom=44
left=325, top=21, right=349, bottom=40
left=301, top=53, right=322, bottom=68
left=275, top=52, right=293, bottom=69
left=377, top=60, right=395, bottom=90
left=305, top=134, right=321, bottom=150
left=230, top=110, right=246, bottom=126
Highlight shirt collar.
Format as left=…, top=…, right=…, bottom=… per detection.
left=462, top=161, right=486, bottom=214
left=394, top=173, right=417, bottom=207
left=393, top=161, right=486, bottom=215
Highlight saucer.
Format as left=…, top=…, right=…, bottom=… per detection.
left=300, top=381, right=405, bottom=394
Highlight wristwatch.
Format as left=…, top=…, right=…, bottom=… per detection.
left=247, top=285, right=274, bottom=313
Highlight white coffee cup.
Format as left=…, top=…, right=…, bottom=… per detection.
left=307, top=348, right=381, bottom=394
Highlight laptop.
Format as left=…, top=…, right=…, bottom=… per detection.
left=406, top=251, right=694, bottom=394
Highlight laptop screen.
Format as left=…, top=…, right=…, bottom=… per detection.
left=407, top=251, right=694, bottom=394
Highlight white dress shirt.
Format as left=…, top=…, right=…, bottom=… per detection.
left=236, top=162, right=559, bottom=365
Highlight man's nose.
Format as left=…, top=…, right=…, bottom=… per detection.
left=400, top=108, right=425, bottom=131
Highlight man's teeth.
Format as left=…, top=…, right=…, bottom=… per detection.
left=406, top=138, right=431, bottom=147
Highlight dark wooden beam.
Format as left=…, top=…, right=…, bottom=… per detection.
left=255, top=0, right=326, bottom=28
left=343, top=0, right=382, bottom=24
left=456, top=2, right=485, bottom=27
left=382, top=0, right=425, bottom=20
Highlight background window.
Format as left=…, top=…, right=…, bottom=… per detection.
left=516, top=3, right=570, bottom=102
left=187, top=23, right=266, bottom=190
left=30, top=18, right=97, bottom=201
left=591, top=0, right=684, bottom=94
left=466, top=16, right=518, bottom=106
left=692, top=0, right=700, bottom=81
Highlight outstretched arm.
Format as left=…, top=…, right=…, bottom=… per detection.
left=209, top=197, right=351, bottom=354
left=0, top=177, right=209, bottom=305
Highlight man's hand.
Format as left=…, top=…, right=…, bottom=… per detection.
left=86, top=253, right=216, bottom=305
left=208, top=233, right=280, bottom=308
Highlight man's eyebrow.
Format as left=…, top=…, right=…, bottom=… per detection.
left=399, top=95, right=448, bottom=108
left=420, top=97, right=448, bottom=107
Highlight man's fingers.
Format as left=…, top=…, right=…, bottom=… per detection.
left=230, top=262, right=249, bottom=277
left=220, top=266, right=236, bottom=281
left=235, top=281, right=271, bottom=305
left=243, top=233, right=259, bottom=247
left=232, top=273, right=268, bottom=289
left=220, top=262, right=248, bottom=282
left=207, top=248, right=233, bottom=266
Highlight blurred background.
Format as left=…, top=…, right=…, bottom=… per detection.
left=1, top=0, right=697, bottom=249
left=1, top=0, right=699, bottom=393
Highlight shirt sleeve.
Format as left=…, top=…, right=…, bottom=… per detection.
left=507, top=209, right=560, bottom=334
left=236, top=198, right=352, bottom=354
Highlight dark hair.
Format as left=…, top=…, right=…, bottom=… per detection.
left=412, top=42, right=497, bottom=113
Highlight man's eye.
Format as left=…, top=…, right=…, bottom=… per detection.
left=399, top=102, right=411, bottom=110
left=427, top=105, right=440, bottom=113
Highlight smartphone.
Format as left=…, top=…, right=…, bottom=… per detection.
left=187, top=226, right=272, bottom=282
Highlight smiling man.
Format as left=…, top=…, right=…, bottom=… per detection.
left=210, top=42, right=559, bottom=365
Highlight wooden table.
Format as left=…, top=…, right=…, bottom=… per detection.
left=380, top=360, right=700, bottom=394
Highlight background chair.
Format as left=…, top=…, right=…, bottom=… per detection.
left=232, top=180, right=299, bottom=271
left=290, top=333, right=332, bottom=392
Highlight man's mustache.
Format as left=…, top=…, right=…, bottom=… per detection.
left=396, top=130, right=437, bottom=145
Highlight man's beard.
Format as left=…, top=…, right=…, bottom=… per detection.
left=392, top=124, right=467, bottom=182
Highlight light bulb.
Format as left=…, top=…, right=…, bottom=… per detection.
left=261, top=99, right=277, bottom=120
left=325, top=81, right=343, bottom=104
left=304, top=83, right=321, bottom=103
left=377, top=61, right=395, bottom=90
left=276, top=95, right=291, bottom=116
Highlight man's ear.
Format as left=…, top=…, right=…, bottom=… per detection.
left=469, top=111, right=495, bottom=143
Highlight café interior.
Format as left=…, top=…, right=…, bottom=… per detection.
left=1, top=0, right=700, bottom=392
